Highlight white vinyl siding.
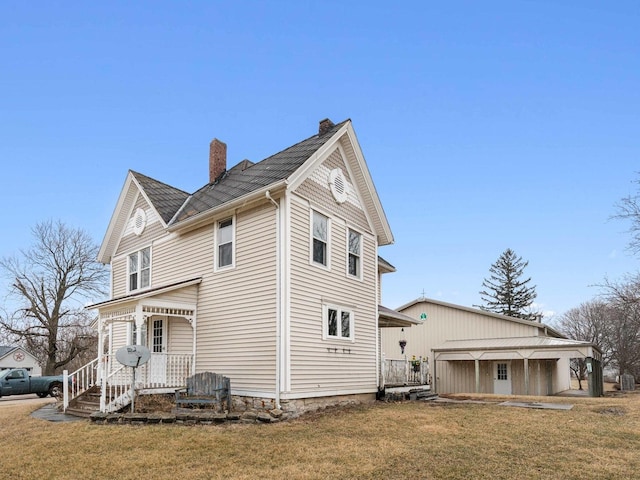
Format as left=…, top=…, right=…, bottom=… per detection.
left=151, top=204, right=278, bottom=394
left=289, top=196, right=377, bottom=395
left=168, top=317, right=194, bottom=355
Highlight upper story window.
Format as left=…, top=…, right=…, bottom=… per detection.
left=348, top=229, right=362, bottom=279
left=323, top=304, right=354, bottom=341
left=312, top=210, right=329, bottom=267
left=128, top=246, right=150, bottom=291
left=216, top=217, right=234, bottom=270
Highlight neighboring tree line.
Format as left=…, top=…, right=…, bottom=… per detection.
left=556, top=279, right=640, bottom=382
left=475, top=176, right=640, bottom=382
left=0, top=221, right=108, bottom=375
left=556, top=179, right=640, bottom=381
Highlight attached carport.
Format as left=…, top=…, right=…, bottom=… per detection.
left=432, top=336, right=603, bottom=397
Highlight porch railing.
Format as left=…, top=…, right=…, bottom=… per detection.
left=65, top=353, right=194, bottom=413
left=381, top=357, right=430, bottom=388
left=137, top=353, right=193, bottom=389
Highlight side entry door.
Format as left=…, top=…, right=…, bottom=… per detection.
left=148, top=317, right=168, bottom=386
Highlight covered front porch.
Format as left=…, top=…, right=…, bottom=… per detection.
left=66, top=279, right=200, bottom=413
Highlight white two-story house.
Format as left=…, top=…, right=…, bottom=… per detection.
left=76, top=118, right=415, bottom=415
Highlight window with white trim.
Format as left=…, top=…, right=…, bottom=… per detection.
left=347, top=229, right=362, bottom=279
left=323, top=304, right=354, bottom=341
left=312, top=210, right=328, bottom=267
left=128, top=247, right=150, bottom=291
left=216, top=217, right=234, bottom=269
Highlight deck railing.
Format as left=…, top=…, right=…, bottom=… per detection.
left=381, top=357, right=429, bottom=388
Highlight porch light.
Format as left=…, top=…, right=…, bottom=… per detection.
left=399, top=328, right=407, bottom=354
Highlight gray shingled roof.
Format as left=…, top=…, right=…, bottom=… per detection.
left=131, top=171, right=190, bottom=224
left=173, top=119, right=349, bottom=223
left=0, top=346, right=16, bottom=357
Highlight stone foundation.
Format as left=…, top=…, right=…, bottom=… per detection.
left=90, top=392, right=376, bottom=425
left=232, top=392, right=376, bottom=420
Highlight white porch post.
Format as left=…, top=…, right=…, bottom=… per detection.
left=190, top=313, right=197, bottom=376
left=99, top=316, right=107, bottom=413
left=135, top=305, right=145, bottom=346
left=524, top=358, right=530, bottom=396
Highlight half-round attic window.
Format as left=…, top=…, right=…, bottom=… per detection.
left=329, top=168, right=347, bottom=204
left=133, top=208, right=147, bottom=236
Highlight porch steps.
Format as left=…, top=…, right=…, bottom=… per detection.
left=380, top=385, right=437, bottom=402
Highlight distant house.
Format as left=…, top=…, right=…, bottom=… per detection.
left=74, top=118, right=413, bottom=415
left=0, top=346, right=42, bottom=376
left=380, top=298, right=604, bottom=397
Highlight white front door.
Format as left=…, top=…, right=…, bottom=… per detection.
left=148, top=318, right=167, bottom=385
left=493, top=361, right=512, bottom=395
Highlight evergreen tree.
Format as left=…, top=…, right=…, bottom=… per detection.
left=477, top=248, right=538, bottom=320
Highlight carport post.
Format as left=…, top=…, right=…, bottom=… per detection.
left=474, top=359, right=480, bottom=393
left=524, top=358, right=529, bottom=396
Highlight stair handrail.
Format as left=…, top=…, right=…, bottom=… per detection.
left=63, top=357, right=100, bottom=412
left=100, top=355, right=131, bottom=413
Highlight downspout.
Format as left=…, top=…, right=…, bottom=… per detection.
left=375, top=242, right=381, bottom=391
left=265, top=190, right=281, bottom=409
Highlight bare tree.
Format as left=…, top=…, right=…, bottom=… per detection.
left=613, top=176, right=640, bottom=255
left=555, top=300, right=611, bottom=389
left=0, top=221, right=108, bottom=374
left=599, top=275, right=640, bottom=378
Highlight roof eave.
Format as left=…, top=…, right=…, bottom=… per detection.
left=97, top=171, right=135, bottom=264
left=167, top=180, right=288, bottom=234
left=86, top=277, right=203, bottom=310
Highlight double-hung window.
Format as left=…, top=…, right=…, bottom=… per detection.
left=128, top=247, right=150, bottom=292
left=216, top=217, right=234, bottom=269
left=312, top=210, right=328, bottom=267
left=324, top=305, right=354, bottom=341
left=347, top=229, right=362, bottom=279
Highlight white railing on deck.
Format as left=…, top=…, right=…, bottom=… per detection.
left=381, top=357, right=430, bottom=388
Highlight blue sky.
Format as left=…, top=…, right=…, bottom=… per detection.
left=1, top=1, right=639, bottom=319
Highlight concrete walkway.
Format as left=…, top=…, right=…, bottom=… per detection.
left=30, top=403, right=85, bottom=422
left=499, top=401, right=574, bottom=410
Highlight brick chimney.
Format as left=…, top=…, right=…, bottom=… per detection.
left=209, top=138, right=227, bottom=183
left=318, top=118, right=334, bottom=136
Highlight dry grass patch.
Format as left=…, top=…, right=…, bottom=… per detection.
left=2, top=392, right=639, bottom=480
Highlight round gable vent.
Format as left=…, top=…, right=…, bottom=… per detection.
left=329, top=168, right=347, bottom=204
left=133, top=208, right=147, bottom=236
